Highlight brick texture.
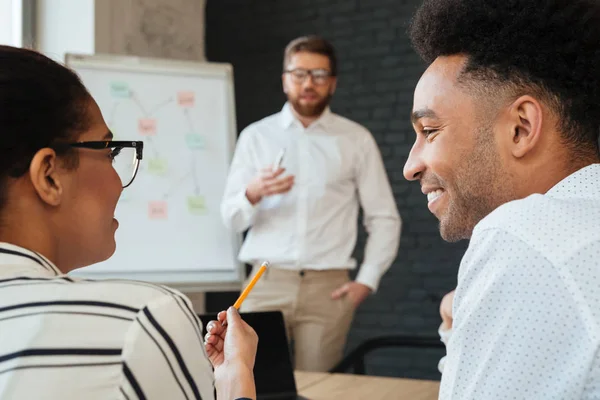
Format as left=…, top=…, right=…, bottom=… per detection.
left=204, top=0, right=468, bottom=380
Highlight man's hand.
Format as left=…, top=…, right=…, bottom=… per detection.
left=440, top=289, right=455, bottom=330
left=331, top=281, right=372, bottom=308
left=245, top=167, right=295, bottom=205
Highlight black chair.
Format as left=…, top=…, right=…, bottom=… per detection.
left=329, top=335, right=445, bottom=375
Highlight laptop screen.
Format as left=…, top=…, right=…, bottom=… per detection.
left=198, top=310, right=299, bottom=397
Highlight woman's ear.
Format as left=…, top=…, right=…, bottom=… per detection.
left=29, top=148, right=64, bottom=206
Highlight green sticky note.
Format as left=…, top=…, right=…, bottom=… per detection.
left=185, top=134, right=205, bottom=150
left=187, top=196, right=207, bottom=215
left=110, top=82, right=130, bottom=98
left=148, top=158, right=168, bottom=176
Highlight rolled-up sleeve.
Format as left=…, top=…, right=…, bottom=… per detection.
left=354, top=134, right=401, bottom=292
left=220, top=128, right=260, bottom=233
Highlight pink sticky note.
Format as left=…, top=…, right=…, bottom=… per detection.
left=138, top=118, right=157, bottom=136
left=177, top=91, right=195, bottom=107
left=148, top=201, right=168, bottom=219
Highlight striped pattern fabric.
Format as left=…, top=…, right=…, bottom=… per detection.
left=0, top=242, right=215, bottom=399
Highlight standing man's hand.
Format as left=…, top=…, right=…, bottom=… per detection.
left=245, top=167, right=295, bottom=205
left=440, top=289, right=455, bottom=331
left=331, top=281, right=372, bottom=308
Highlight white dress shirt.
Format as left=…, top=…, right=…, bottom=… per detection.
left=221, top=102, right=401, bottom=291
left=440, top=164, right=600, bottom=400
left=0, top=242, right=215, bottom=400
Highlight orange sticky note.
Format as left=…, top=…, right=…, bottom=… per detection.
left=177, top=91, right=195, bottom=108
left=148, top=201, right=168, bottom=219
left=138, top=118, right=157, bottom=136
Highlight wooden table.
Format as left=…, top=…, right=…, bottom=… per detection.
left=295, top=371, right=440, bottom=400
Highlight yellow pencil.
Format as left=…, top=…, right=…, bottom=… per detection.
left=233, top=261, right=269, bottom=309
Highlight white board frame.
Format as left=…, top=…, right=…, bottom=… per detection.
left=65, top=52, right=243, bottom=292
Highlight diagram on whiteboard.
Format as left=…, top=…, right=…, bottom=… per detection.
left=68, top=59, right=241, bottom=279
left=106, top=82, right=207, bottom=218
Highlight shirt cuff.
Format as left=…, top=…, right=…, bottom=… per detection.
left=438, top=322, right=452, bottom=345
left=238, top=189, right=259, bottom=217
left=438, top=355, right=447, bottom=374
left=355, top=265, right=382, bottom=293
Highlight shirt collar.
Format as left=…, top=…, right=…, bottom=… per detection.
left=546, top=163, right=600, bottom=199
left=0, top=242, right=62, bottom=278
left=280, top=101, right=333, bottom=130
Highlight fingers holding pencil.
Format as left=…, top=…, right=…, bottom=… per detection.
left=204, top=261, right=267, bottom=368
left=204, top=307, right=258, bottom=371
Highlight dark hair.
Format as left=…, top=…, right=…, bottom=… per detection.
left=283, top=36, right=338, bottom=76
left=409, top=0, right=600, bottom=156
left=0, top=45, right=91, bottom=208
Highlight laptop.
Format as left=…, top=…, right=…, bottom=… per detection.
left=198, top=310, right=310, bottom=400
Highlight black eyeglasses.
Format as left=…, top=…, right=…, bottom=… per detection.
left=55, top=141, right=144, bottom=188
left=284, top=68, right=333, bottom=85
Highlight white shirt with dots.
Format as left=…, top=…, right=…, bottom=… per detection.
left=440, top=163, right=600, bottom=400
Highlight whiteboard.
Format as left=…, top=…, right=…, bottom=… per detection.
left=65, top=53, right=243, bottom=292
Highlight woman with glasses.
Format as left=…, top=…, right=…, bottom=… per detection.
left=0, top=45, right=257, bottom=400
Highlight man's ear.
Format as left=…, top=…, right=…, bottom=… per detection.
left=507, top=95, right=544, bottom=159
left=329, top=77, right=338, bottom=95
left=28, top=148, right=64, bottom=206
left=282, top=74, right=288, bottom=94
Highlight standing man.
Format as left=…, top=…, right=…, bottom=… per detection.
left=221, top=36, right=401, bottom=372
left=406, top=0, right=600, bottom=398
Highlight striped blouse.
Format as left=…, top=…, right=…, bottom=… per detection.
left=0, top=242, right=215, bottom=399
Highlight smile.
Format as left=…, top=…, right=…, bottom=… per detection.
left=424, top=188, right=446, bottom=215
left=427, top=189, right=444, bottom=203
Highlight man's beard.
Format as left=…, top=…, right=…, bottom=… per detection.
left=438, top=126, right=516, bottom=242
left=288, top=91, right=332, bottom=118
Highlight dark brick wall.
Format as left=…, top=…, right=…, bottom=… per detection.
left=204, top=0, right=468, bottom=380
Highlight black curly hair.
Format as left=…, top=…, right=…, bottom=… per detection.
left=409, top=0, right=600, bottom=156
left=0, top=46, right=91, bottom=210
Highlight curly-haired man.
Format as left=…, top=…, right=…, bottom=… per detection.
left=405, top=0, right=600, bottom=398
